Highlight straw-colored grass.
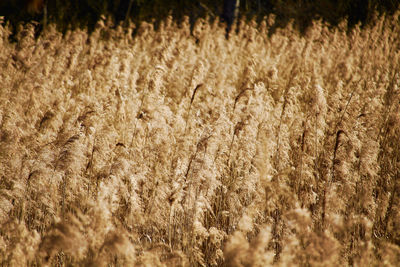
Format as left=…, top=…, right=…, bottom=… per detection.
left=1, top=13, right=400, bottom=266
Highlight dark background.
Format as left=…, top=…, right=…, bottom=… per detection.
left=0, top=0, right=399, bottom=34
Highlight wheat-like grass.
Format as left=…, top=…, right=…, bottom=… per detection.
left=1, top=13, right=400, bottom=266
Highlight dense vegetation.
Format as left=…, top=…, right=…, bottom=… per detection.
left=1, top=0, right=399, bottom=33
left=1, top=10, right=400, bottom=266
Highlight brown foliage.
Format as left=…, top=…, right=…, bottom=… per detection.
left=1, top=13, right=400, bottom=266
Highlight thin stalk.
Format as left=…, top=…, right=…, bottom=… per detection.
left=124, top=0, right=135, bottom=27
left=184, top=84, right=202, bottom=135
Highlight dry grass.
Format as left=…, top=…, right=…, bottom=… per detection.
left=1, top=13, right=400, bottom=266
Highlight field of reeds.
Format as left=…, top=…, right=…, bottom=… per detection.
left=1, top=13, right=400, bottom=266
